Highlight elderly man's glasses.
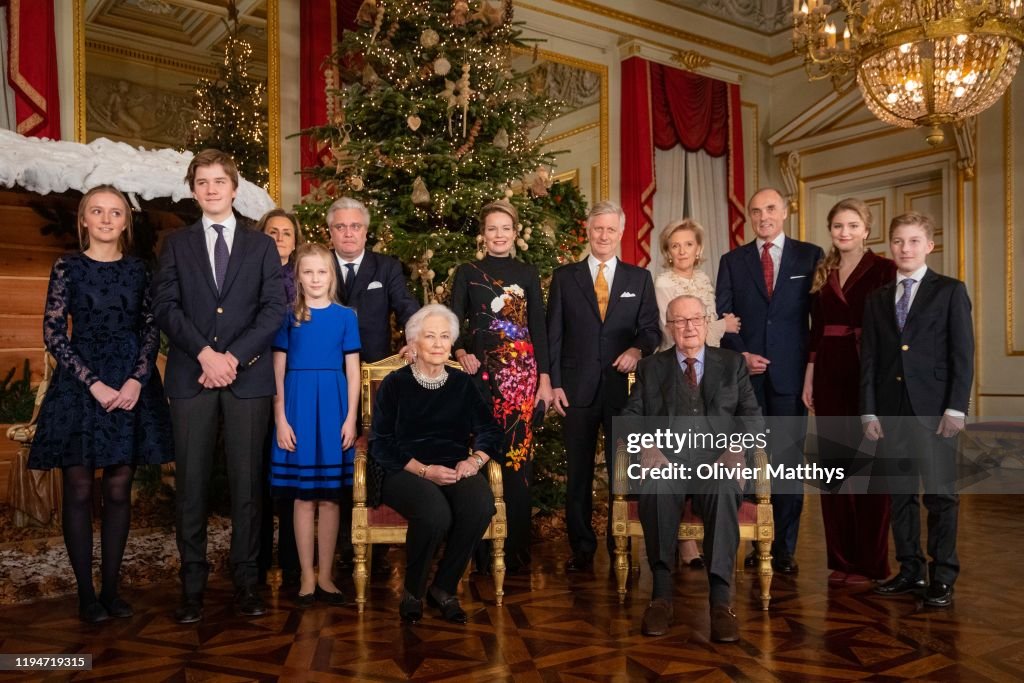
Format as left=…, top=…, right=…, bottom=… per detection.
left=666, top=316, right=707, bottom=328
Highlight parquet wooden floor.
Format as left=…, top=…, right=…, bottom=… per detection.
left=1, top=495, right=1022, bottom=681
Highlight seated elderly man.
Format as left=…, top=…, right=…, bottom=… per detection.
left=370, top=304, right=502, bottom=625
left=621, top=294, right=763, bottom=642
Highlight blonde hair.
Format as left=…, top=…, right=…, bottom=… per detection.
left=479, top=199, right=519, bottom=232
left=291, top=243, right=338, bottom=325
left=658, top=218, right=706, bottom=268
left=890, top=211, right=935, bottom=240
left=811, top=198, right=873, bottom=294
left=77, top=185, right=133, bottom=251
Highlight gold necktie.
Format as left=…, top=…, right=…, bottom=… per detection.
left=595, top=262, right=609, bottom=321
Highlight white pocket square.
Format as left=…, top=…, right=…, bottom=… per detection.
left=620, top=291, right=637, bottom=298
left=789, top=275, right=807, bottom=279
left=367, top=281, right=383, bottom=290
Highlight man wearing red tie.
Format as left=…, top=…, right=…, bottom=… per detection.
left=715, top=188, right=824, bottom=574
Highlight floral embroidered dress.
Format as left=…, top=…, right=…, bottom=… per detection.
left=451, top=254, right=549, bottom=571
left=29, top=253, right=173, bottom=470
left=451, top=255, right=549, bottom=469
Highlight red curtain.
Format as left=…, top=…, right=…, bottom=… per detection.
left=620, top=56, right=745, bottom=265
left=5, top=0, right=60, bottom=139
left=300, top=0, right=363, bottom=195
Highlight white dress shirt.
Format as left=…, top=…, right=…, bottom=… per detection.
left=202, top=214, right=236, bottom=281
left=335, top=250, right=365, bottom=285
left=755, top=231, right=785, bottom=288
left=895, top=264, right=929, bottom=308
left=587, top=254, right=618, bottom=289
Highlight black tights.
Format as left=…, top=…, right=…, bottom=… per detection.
left=62, top=465, right=135, bottom=606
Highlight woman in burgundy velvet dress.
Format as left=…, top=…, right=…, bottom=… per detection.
left=802, top=198, right=897, bottom=586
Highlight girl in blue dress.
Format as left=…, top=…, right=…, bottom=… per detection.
left=29, top=185, right=173, bottom=623
left=270, top=243, right=360, bottom=606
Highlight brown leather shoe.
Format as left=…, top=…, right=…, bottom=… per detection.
left=641, top=598, right=674, bottom=636
left=709, top=604, right=739, bottom=643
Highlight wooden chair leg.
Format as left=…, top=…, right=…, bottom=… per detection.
left=354, top=540, right=369, bottom=613
left=490, top=536, right=505, bottom=607
left=757, top=538, right=772, bottom=611
left=614, top=532, right=629, bottom=604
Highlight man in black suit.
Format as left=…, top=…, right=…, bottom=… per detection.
left=861, top=212, right=973, bottom=608
left=623, top=294, right=763, bottom=642
left=716, top=188, right=824, bottom=574
left=548, top=200, right=662, bottom=571
left=152, top=149, right=287, bottom=623
left=327, top=197, right=419, bottom=362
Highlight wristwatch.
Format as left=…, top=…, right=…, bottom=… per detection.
left=472, top=454, right=485, bottom=469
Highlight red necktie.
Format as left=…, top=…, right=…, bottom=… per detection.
left=761, top=242, right=774, bottom=298
left=684, top=357, right=698, bottom=388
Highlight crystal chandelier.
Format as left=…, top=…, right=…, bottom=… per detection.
left=792, top=0, right=1024, bottom=145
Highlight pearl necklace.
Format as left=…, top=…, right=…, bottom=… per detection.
left=411, top=364, right=448, bottom=390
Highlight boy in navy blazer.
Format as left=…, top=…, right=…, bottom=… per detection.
left=861, top=212, right=973, bottom=608
left=153, top=149, right=286, bottom=623
left=716, top=188, right=823, bottom=573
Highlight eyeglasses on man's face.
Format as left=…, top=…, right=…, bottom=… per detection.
left=666, top=316, right=707, bottom=328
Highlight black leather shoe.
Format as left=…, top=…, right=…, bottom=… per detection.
left=79, top=601, right=110, bottom=624
left=565, top=553, right=593, bottom=573
left=295, top=592, right=315, bottom=608
left=174, top=598, right=203, bottom=624
left=399, top=594, right=423, bottom=624
left=772, top=556, right=799, bottom=574
left=427, top=587, right=468, bottom=624
left=874, top=575, right=927, bottom=597
left=923, top=582, right=953, bottom=607
left=743, top=550, right=757, bottom=569
left=315, top=586, right=348, bottom=606
left=709, top=604, right=740, bottom=643
left=100, top=596, right=133, bottom=618
left=641, top=598, right=674, bottom=636
left=234, top=587, right=266, bottom=616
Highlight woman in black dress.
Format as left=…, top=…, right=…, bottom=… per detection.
left=451, top=199, right=552, bottom=573
left=28, top=185, right=173, bottom=623
left=256, top=208, right=302, bottom=589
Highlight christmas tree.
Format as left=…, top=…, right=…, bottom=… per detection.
left=188, top=1, right=269, bottom=188
left=298, top=0, right=588, bottom=302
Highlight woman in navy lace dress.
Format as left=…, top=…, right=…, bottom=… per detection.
left=28, top=185, right=173, bottom=623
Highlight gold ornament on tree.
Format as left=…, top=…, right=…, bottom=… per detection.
left=439, top=64, right=474, bottom=137
left=407, top=113, right=422, bottom=131
left=355, top=0, right=377, bottom=25
left=433, top=56, right=452, bottom=76
left=411, top=176, right=431, bottom=206
left=420, top=28, right=440, bottom=49
left=450, top=0, right=470, bottom=26
left=492, top=127, right=509, bottom=149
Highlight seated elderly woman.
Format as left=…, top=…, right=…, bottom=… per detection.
left=370, top=303, right=502, bottom=624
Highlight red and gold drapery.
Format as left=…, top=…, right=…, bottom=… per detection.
left=4, top=0, right=60, bottom=139
left=620, top=56, right=745, bottom=266
left=300, top=0, right=362, bottom=195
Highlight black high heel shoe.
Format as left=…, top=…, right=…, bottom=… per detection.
left=426, top=587, right=467, bottom=624
left=79, top=601, right=110, bottom=624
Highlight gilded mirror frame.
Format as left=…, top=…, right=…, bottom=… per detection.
left=72, top=0, right=282, bottom=204
left=512, top=46, right=609, bottom=201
